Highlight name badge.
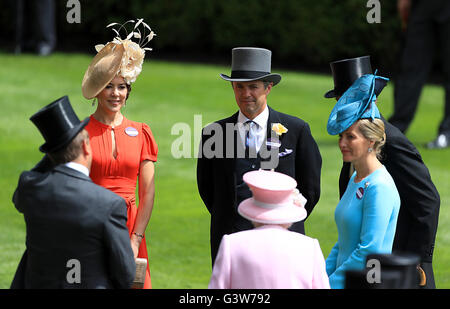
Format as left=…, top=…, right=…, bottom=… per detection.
left=266, top=141, right=281, bottom=148
left=125, top=127, right=139, bottom=137
left=266, top=138, right=281, bottom=148
left=356, top=187, right=364, bottom=199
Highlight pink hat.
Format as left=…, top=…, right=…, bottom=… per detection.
left=238, top=170, right=307, bottom=224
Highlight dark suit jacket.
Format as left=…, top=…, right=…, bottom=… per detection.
left=197, top=106, right=322, bottom=263
left=339, top=118, right=440, bottom=264
left=11, top=159, right=135, bottom=289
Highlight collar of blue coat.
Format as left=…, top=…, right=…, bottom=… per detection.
left=327, top=72, right=389, bottom=135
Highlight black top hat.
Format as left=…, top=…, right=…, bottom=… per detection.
left=324, top=55, right=388, bottom=98
left=30, top=96, right=90, bottom=153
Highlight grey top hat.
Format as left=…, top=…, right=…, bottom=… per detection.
left=220, top=47, right=282, bottom=86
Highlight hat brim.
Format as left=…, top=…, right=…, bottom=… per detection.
left=220, top=73, right=282, bottom=86
left=324, top=89, right=336, bottom=99
left=324, top=78, right=388, bottom=99
left=82, top=43, right=125, bottom=99
left=237, top=197, right=307, bottom=225
left=39, top=117, right=90, bottom=153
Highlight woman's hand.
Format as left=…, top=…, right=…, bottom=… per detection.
left=130, top=233, right=143, bottom=259
left=131, top=160, right=155, bottom=259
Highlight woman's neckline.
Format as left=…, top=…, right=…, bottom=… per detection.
left=91, top=113, right=126, bottom=129
left=353, top=165, right=384, bottom=184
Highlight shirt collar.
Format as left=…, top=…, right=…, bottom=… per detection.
left=64, top=162, right=90, bottom=177
left=237, top=105, right=269, bottom=129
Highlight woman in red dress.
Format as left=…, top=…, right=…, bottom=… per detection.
left=81, top=20, right=157, bottom=289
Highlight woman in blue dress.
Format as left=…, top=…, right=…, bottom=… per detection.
left=325, top=73, right=401, bottom=289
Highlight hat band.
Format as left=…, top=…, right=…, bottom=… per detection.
left=230, top=70, right=271, bottom=80
left=253, top=199, right=292, bottom=209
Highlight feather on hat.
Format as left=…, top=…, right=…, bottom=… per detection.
left=82, top=19, right=156, bottom=99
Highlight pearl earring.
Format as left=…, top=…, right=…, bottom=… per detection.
left=368, top=147, right=373, bottom=153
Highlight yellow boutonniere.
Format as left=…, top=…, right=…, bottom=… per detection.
left=272, top=123, right=288, bottom=136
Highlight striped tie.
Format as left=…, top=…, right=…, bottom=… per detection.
left=245, top=120, right=257, bottom=157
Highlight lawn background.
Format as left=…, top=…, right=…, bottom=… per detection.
left=0, top=53, right=448, bottom=288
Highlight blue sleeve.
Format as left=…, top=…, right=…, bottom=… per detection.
left=329, top=182, right=399, bottom=289
left=325, top=242, right=339, bottom=276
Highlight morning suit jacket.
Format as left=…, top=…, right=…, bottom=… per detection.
left=11, top=160, right=136, bottom=289
left=197, top=106, right=322, bottom=263
left=339, top=118, right=440, bottom=265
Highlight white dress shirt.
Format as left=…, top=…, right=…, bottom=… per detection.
left=237, top=105, right=269, bottom=153
left=64, top=162, right=90, bottom=177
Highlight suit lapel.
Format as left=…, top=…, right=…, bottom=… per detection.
left=223, top=112, right=239, bottom=190
left=266, top=106, right=281, bottom=140
left=264, top=106, right=283, bottom=165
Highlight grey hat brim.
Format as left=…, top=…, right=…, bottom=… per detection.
left=220, top=73, right=282, bottom=86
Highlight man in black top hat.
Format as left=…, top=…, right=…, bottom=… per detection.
left=324, top=56, right=440, bottom=288
left=388, top=0, right=450, bottom=149
left=197, top=47, right=322, bottom=264
left=11, top=96, right=135, bottom=288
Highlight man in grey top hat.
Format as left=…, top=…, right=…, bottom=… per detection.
left=197, top=47, right=322, bottom=264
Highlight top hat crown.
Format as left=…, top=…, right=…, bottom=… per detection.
left=324, top=56, right=387, bottom=98
left=30, top=96, right=90, bottom=153
left=220, top=47, right=282, bottom=86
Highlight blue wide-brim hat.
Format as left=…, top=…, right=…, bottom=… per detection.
left=327, top=73, right=389, bottom=135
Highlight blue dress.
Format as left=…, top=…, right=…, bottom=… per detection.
left=326, top=166, right=400, bottom=289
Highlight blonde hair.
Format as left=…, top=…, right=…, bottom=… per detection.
left=357, top=119, right=386, bottom=159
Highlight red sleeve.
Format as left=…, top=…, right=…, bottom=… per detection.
left=141, top=123, right=158, bottom=162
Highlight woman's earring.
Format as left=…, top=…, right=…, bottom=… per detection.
left=91, top=98, right=96, bottom=107
left=368, top=147, right=373, bottom=153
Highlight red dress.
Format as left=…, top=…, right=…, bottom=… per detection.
left=86, top=115, right=158, bottom=289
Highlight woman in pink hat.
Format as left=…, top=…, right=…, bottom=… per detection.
left=208, top=170, right=330, bottom=289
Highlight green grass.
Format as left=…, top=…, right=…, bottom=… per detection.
left=0, top=52, right=448, bottom=288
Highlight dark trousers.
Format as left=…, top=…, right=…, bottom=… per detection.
left=14, top=0, right=56, bottom=53
left=421, top=262, right=436, bottom=289
left=389, top=0, right=450, bottom=136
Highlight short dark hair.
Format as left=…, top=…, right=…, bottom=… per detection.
left=262, top=81, right=272, bottom=89
left=48, top=130, right=89, bottom=165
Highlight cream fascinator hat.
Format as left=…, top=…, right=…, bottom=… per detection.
left=82, top=19, right=156, bottom=99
